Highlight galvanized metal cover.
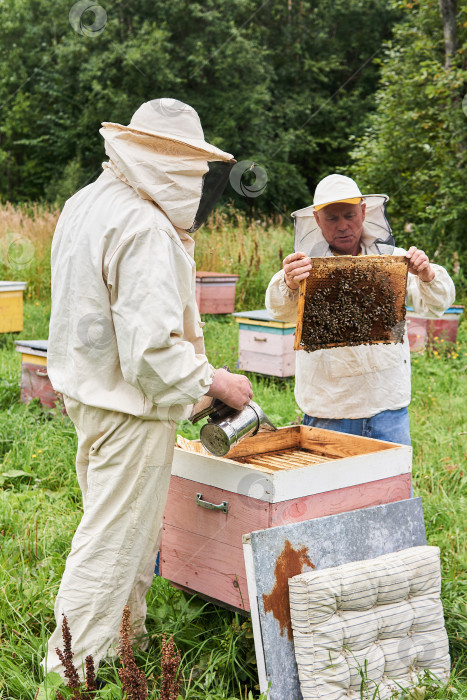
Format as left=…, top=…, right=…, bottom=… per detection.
left=0, top=280, right=27, bottom=291
left=245, top=498, right=427, bottom=699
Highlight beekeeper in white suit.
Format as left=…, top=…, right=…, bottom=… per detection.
left=266, top=174, right=455, bottom=445
left=44, top=99, right=252, bottom=678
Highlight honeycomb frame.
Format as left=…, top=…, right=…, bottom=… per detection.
left=295, top=255, right=409, bottom=352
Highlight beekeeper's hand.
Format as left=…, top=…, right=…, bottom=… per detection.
left=405, top=246, right=435, bottom=283
left=207, top=368, right=253, bottom=410
left=283, top=252, right=312, bottom=290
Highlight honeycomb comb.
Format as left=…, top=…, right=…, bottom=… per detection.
left=294, top=255, right=409, bottom=352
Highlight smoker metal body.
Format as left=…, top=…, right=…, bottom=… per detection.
left=199, top=400, right=277, bottom=456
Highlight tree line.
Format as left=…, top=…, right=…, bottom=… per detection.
left=0, top=0, right=465, bottom=278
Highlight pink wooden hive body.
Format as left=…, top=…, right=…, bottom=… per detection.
left=15, top=342, right=63, bottom=410
left=196, top=271, right=239, bottom=314
left=237, top=328, right=296, bottom=377
left=234, top=311, right=296, bottom=377
left=160, top=426, right=412, bottom=611
left=20, top=361, right=60, bottom=408
left=406, top=306, right=463, bottom=352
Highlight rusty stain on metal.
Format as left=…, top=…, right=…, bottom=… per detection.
left=262, top=539, right=315, bottom=641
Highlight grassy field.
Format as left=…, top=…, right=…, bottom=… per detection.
left=0, top=300, right=465, bottom=699
left=0, top=203, right=466, bottom=698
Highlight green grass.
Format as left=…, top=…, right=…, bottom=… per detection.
left=0, top=303, right=465, bottom=699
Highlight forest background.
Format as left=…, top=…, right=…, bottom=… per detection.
left=0, top=0, right=466, bottom=291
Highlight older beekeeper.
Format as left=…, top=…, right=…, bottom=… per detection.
left=43, top=99, right=252, bottom=678
left=266, top=174, right=455, bottom=445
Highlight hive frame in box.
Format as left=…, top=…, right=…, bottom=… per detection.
left=295, top=255, right=409, bottom=352
left=160, top=426, right=412, bottom=612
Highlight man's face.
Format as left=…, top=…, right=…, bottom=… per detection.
left=313, top=201, right=366, bottom=256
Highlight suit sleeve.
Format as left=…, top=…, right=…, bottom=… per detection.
left=107, top=227, right=214, bottom=407
left=265, top=269, right=300, bottom=323
left=405, top=263, right=456, bottom=318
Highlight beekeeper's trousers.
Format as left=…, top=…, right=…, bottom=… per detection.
left=42, top=396, right=176, bottom=679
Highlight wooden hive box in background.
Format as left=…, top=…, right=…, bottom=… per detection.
left=196, top=271, right=239, bottom=314
left=0, top=281, right=27, bottom=333
left=15, top=340, right=61, bottom=409
left=160, top=426, right=412, bottom=612
left=233, top=309, right=296, bottom=378
left=406, top=305, right=464, bottom=352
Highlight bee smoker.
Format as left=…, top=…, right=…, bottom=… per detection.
left=190, top=398, right=277, bottom=457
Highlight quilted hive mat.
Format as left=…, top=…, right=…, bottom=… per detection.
left=289, top=546, right=450, bottom=699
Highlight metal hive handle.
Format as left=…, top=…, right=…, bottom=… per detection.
left=196, top=493, right=229, bottom=514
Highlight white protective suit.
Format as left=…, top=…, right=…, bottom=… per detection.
left=44, top=100, right=234, bottom=677
left=266, top=228, right=455, bottom=419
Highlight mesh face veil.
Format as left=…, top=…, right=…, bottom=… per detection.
left=186, top=161, right=235, bottom=233
left=292, top=196, right=395, bottom=257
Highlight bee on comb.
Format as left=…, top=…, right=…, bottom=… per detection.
left=295, top=256, right=409, bottom=352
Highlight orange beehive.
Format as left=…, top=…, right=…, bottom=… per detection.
left=0, top=281, right=27, bottom=333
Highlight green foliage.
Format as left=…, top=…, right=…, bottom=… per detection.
left=0, top=0, right=399, bottom=211
left=350, top=0, right=467, bottom=293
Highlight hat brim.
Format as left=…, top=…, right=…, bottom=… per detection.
left=292, top=194, right=389, bottom=218
left=101, top=121, right=234, bottom=162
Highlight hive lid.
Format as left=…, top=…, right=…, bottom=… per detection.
left=295, top=255, right=409, bottom=352
left=0, top=280, right=27, bottom=291
left=407, top=305, right=464, bottom=316
left=233, top=309, right=296, bottom=330
left=15, top=339, right=48, bottom=354
left=196, top=271, right=239, bottom=281
left=233, top=309, right=274, bottom=322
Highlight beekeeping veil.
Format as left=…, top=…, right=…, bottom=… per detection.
left=293, top=174, right=394, bottom=257
left=100, top=98, right=235, bottom=232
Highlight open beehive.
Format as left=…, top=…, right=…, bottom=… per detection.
left=160, top=426, right=412, bottom=611
left=295, top=255, right=409, bottom=352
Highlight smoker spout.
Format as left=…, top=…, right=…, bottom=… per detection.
left=250, top=401, right=278, bottom=434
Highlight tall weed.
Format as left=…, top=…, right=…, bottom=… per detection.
left=0, top=202, right=58, bottom=300
left=0, top=203, right=293, bottom=310
left=195, top=207, right=293, bottom=310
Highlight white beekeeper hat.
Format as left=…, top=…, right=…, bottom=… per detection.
left=292, top=174, right=394, bottom=256
left=101, top=98, right=234, bottom=162
left=99, top=98, right=235, bottom=231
